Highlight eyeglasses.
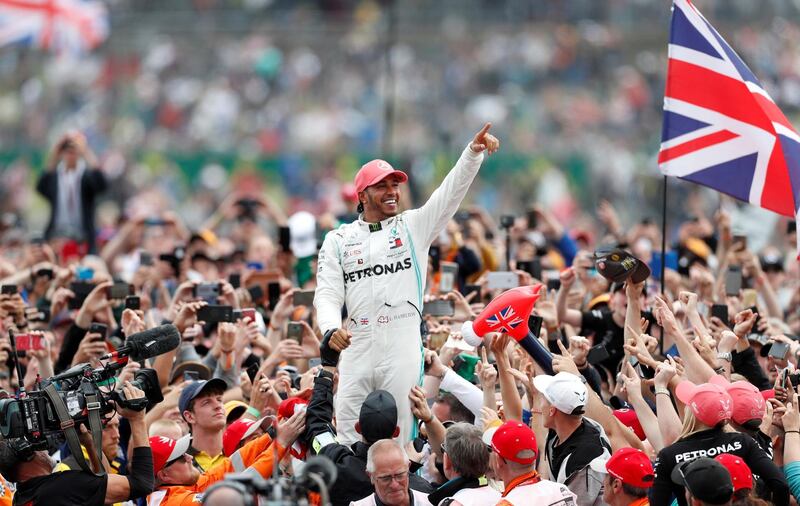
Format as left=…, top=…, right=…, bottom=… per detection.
left=164, top=455, right=187, bottom=469
left=375, top=472, right=408, bottom=485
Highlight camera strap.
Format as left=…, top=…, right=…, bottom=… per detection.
left=43, top=383, right=106, bottom=476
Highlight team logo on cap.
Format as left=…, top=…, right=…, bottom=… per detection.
left=377, top=160, right=393, bottom=170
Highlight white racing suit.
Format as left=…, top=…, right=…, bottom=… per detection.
left=314, top=144, right=485, bottom=445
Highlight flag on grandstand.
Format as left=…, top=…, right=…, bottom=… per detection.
left=659, top=0, right=800, bottom=255
left=0, top=0, right=108, bottom=54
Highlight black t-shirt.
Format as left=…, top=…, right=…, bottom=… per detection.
left=545, top=418, right=611, bottom=483
left=13, top=471, right=107, bottom=506
left=651, top=427, right=788, bottom=506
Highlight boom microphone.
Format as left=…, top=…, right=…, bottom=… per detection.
left=103, top=324, right=181, bottom=362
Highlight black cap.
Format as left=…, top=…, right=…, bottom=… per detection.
left=594, top=246, right=651, bottom=284
left=671, top=457, right=733, bottom=504
left=359, top=390, right=397, bottom=443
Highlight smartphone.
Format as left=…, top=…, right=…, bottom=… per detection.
left=279, top=226, right=291, bottom=253
left=194, top=283, right=220, bottom=303
left=68, top=281, right=96, bottom=309
left=267, top=282, right=281, bottom=309
left=429, top=245, right=441, bottom=273
left=710, top=304, right=729, bottom=325
left=247, top=285, right=264, bottom=303
left=422, top=299, right=455, bottom=317
left=517, top=260, right=542, bottom=280
left=547, top=278, right=562, bottom=292
left=500, top=215, right=516, bottom=229
left=197, top=305, right=234, bottom=324
left=528, top=315, right=544, bottom=339
left=769, top=341, right=790, bottom=360
left=725, top=266, right=743, bottom=296
left=75, top=266, right=94, bottom=281
left=487, top=271, right=518, bottom=290
left=14, top=334, right=44, bottom=352
left=0, top=285, right=17, bottom=295
left=144, top=217, right=167, bottom=227
left=462, top=284, right=481, bottom=301
left=587, top=344, right=610, bottom=365
left=246, top=362, right=259, bottom=383
left=89, top=323, right=108, bottom=340
left=125, top=296, right=141, bottom=310
left=107, top=282, right=133, bottom=300
left=184, top=371, right=200, bottom=382
left=286, top=321, right=304, bottom=343
left=293, top=290, right=316, bottom=307
left=229, top=273, right=241, bottom=289
left=140, top=252, right=153, bottom=267
left=234, top=308, right=257, bottom=321
left=526, top=210, right=538, bottom=229
left=732, top=234, right=748, bottom=251
left=25, top=307, right=50, bottom=323
left=439, top=262, right=459, bottom=293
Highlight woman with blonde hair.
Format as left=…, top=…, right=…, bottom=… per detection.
left=649, top=380, right=788, bottom=506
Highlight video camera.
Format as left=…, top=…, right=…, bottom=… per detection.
left=0, top=325, right=180, bottom=462
left=202, top=456, right=337, bottom=506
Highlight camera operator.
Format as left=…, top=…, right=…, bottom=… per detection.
left=0, top=382, right=153, bottom=506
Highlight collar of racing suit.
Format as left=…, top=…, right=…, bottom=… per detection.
left=428, top=476, right=482, bottom=505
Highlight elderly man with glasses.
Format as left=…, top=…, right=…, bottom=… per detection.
left=352, top=439, right=433, bottom=506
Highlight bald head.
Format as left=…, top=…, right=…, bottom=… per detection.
left=202, top=484, right=248, bottom=506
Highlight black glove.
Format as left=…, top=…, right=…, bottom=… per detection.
left=320, top=329, right=341, bottom=367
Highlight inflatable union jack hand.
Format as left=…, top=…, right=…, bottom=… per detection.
left=461, top=284, right=543, bottom=346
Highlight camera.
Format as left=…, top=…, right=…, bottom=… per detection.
left=500, top=215, right=515, bottom=229
left=0, top=354, right=163, bottom=458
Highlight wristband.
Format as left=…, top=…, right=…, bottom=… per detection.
left=246, top=406, right=261, bottom=419
left=785, top=430, right=800, bottom=434
left=654, top=387, right=670, bottom=396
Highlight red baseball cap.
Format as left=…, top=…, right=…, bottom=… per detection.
left=675, top=380, right=733, bottom=426
left=149, top=434, right=191, bottom=475
left=590, top=447, right=655, bottom=488
left=278, top=397, right=308, bottom=419
left=613, top=408, right=646, bottom=441
left=223, top=418, right=268, bottom=457
left=715, top=453, right=753, bottom=491
left=491, top=421, right=537, bottom=465
left=709, top=375, right=765, bottom=425
left=354, top=159, right=408, bottom=193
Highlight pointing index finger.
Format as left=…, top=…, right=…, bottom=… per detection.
left=474, top=122, right=492, bottom=140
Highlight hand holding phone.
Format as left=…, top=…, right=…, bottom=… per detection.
left=286, top=321, right=304, bottom=344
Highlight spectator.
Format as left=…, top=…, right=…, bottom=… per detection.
left=179, top=378, right=228, bottom=471
left=714, top=454, right=767, bottom=506
left=589, top=447, right=654, bottom=506
left=670, top=457, right=734, bottom=506
left=352, top=439, right=432, bottom=506
left=427, top=423, right=499, bottom=505
left=36, top=132, right=108, bottom=254
left=54, top=413, right=127, bottom=475
left=490, top=420, right=577, bottom=504
left=533, top=371, right=611, bottom=506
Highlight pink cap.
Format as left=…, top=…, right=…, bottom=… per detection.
left=675, top=380, right=733, bottom=426
left=709, top=375, right=765, bottom=425
left=354, top=160, right=408, bottom=193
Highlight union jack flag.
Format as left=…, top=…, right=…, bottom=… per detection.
left=485, top=305, right=524, bottom=334
left=0, top=0, right=109, bottom=54
left=659, top=0, right=800, bottom=253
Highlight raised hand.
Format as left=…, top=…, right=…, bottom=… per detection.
left=469, top=123, right=500, bottom=155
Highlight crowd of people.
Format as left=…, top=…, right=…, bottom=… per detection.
left=0, top=122, right=797, bottom=506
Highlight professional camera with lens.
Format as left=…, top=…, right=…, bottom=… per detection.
left=0, top=363, right=163, bottom=456
left=202, top=457, right=337, bottom=506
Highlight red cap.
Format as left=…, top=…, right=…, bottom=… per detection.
left=675, top=380, right=733, bottom=426
left=491, top=421, right=537, bottom=465
left=278, top=397, right=308, bottom=419
left=715, top=453, right=753, bottom=491
left=613, top=408, right=646, bottom=441
left=709, top=375, right=765, bottom=425
left=354, top=159, right=408, bottom=193
left=590, top=447, right=655, bottom=488
left=149, top=434, right=191, bottom=475
left=223, top=418, right=266, bottom=457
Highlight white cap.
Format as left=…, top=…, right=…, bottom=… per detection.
left=532, top=372, right=588, bottom=415
left=288, top=211, right=317, bottom=258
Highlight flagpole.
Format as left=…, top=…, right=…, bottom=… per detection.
left=660, top=175, right=668, bottom=355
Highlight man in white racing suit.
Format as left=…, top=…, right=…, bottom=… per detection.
left=314, top=123, right=500, bottom=445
